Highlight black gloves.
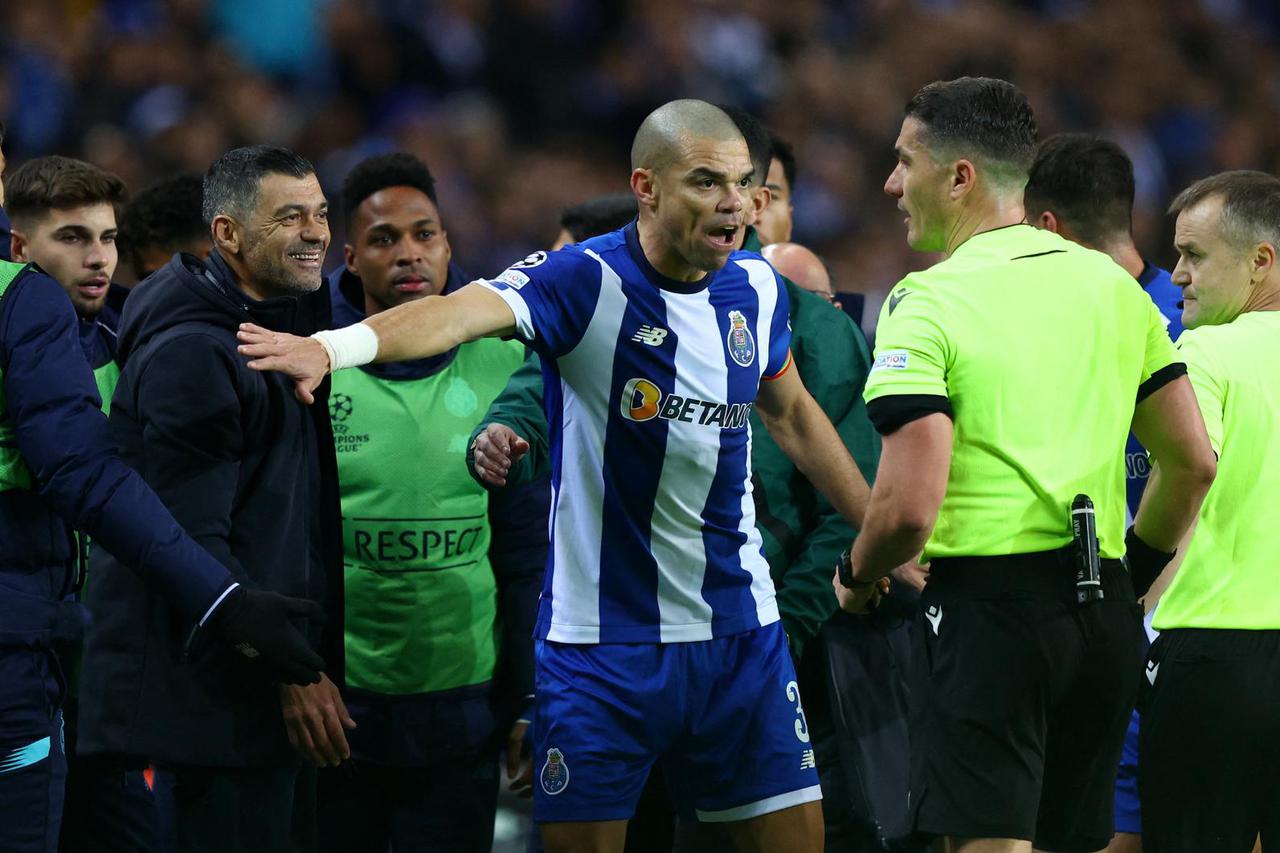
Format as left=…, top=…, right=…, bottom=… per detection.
left=1124, top=526, right=1176, bottom=599
left=203, top=586, right=326, bottom=685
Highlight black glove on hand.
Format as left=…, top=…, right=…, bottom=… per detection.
left=1124, top=525, right=1176, bottom=599
left=205, top=587, right=326, bottom=685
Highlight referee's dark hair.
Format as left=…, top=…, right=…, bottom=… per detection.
left=717, top=105, right=772, bottom=186
left=342, top=152, right=439, bottom=229
left=1168, top=170, right=1280, bottom=252
left=904, top=76, right=1037, bottom=189
left=770, top=134, right=796, bottom=191
left=1024, top=134, right=1135, bottom=247
left=202, top=145, right=314, bottom=226
left=560, top=194, right=638, bottom=243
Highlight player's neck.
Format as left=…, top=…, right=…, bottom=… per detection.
left=1099, top=239, right=1146, bottom=280
left=1241, top=277, right=1280, bottom=315
left=636, top=217, right=706, bottom=283
left=942, top=193, right=1025, bottom=257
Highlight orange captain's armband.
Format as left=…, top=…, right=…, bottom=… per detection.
left=762, top=350, right=793, bottom=381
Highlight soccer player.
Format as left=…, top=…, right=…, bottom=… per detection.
left=1024, top=133, right=1184, bottom=853
left=6, top=157, right=127, bottom=413
left=3, top=156, right=156, bottom=852
left=835, top=77, right=1216, bottom=853
left=757, top=134, right=795, bottom=246
left=315, top=151, right=546, bottom=852
left=117, top=172, right=212, bottom=282
left=1139, top=171, right=1280, bottom=852
left=239, top=99, right=874, bottom=853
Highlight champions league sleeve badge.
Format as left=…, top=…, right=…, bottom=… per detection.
left=726, top=310, right=756, bottom=368
left=540, top=747, right=570, bottom=795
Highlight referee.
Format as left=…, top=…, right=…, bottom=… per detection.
left=1139, top=171, right=1280, bottom=852
left=834, top=77, right=1217, bottom=853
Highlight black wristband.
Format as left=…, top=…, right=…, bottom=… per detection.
left=836, top=550, right=876, bottom=590
left=1125, top=525, right=1175, bottom=599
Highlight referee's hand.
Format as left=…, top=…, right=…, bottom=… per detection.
left=471, top=423, right=530, bottom=487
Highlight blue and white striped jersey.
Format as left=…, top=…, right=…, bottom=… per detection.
left=478, top=223, right=793, bottom=644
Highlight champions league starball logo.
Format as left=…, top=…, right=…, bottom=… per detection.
left=540, top=747, right=570, bottom=795
left=329, top=393, right=353, bottom=423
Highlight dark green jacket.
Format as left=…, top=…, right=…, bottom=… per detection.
left=471, top=233, right=880, bottom=659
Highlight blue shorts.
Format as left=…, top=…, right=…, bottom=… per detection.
left=532, top=621, right=821, bottom=823
left=1113, top=708, right=1141, bottom=834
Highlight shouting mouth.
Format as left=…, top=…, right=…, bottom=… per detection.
left=706, top=224, right=739, bottom=251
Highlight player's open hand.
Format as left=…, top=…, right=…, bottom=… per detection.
left=237, top=323, right=330, bottom=405
left=278, top=673, right=357, bottom=767
left=471, top=423, right=530, bottom=487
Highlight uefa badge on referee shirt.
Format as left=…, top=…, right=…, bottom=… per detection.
left=726, top=310, right=756, bottom=367
left=541, top=747, right=570, bottom=795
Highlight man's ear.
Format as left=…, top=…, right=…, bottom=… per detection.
left=1250, top=241, right=1276, bottom=284
left=344, top=243, right=359, bottom=276
left=950, top=159, right=977, bottom=200
left=9, top=229, right=27, bottom=263
left=1034, top=210, right=1060, bottom=233
left=211, top=215, right=241, bottom=256
left=630, top=168, right=658, bottom=209
left=752, top=185, right=773, bottom=220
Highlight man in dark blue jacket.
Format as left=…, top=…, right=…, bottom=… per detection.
left=0, top=256, right=326, bottom=850
left=78, top=145, right=346, bottom=853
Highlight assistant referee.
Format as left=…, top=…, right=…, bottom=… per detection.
left=834, top=77, right=1217, bottom=853
left=1139, top=171, right=1280, bottom=852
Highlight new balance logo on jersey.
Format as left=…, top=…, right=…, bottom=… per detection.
left=800, top=749, right=816, bottom=770
left=620, top=378, right=752, bottom=428
left=632, top=325, right=668, bottom=346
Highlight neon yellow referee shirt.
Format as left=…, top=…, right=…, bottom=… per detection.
left=1155, top=311, right=1280, bottom=630
left=864, top=225, right=1182, bottom=560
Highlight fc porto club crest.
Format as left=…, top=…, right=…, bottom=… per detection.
left=726, top=310, right=756, bottom=368
left=540, top=747, right=570, bottom=795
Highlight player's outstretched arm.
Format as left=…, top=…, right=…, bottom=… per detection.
left=755, top=364, right=871, bottom=530
left=237, top=283, right=517, bottom=403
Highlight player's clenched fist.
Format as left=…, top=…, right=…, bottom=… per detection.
left=470, top=423, right=530, bottom=487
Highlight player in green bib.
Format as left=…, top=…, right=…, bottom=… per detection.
left=834, top=77, right=1217, bottom=853
left=316, top=153, right=546, bottom=853
left=1139, top=171, right=1280, bottom=852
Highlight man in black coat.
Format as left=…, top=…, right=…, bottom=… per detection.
left=78, top=145, right=346, bottom=853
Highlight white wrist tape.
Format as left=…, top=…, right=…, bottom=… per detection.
left=311, top=324, right=379, bottom=371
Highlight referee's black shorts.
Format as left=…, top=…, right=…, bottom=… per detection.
left=908, top=549, right=1145, bottom=851
left=1139, top=627, right=1280, bottom=852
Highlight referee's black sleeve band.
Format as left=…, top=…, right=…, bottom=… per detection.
left=1136, top=362, right=1187, bottom=404
left=866, top=394, right=953, bottom=435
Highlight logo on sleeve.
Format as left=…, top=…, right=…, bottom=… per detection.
left=493, top=269, right=530, bottom=290
left=872, top=350, right=910, bottom=371
left=510, top=251, right=548, bottom=270
left=726, top=310, right=756, bottom=367
left=888, top=288, right=910, bottom=315
left=540, top=748, right=570, bottom=795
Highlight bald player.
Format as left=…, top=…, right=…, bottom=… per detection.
left=238, top=99, right=874, bottom=853
left=762, top=242, right=839, bottom=307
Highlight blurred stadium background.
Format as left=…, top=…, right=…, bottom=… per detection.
left=3, top=1, right=1277, bottom=848
left=4, top=0, right=1279, bottom=338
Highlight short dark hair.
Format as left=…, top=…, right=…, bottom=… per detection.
left=717, top=105, right=772, bottom=185
left=1024, top=134, right=1135, bottom=247
left=341, top=152, right=439, bottom=229
left=202, top=145, right=314, bottom=226
left=560, top=194, right=638, bottom=243
left=770, top=134, right=796, bottom=191
left=5, top=156, right=128, bottom=227
left=1168, top=170, right=1280, bottom=252
left=904, top=76, right=1037, bottom=190
left=117, top=173, right=206, bottom=273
